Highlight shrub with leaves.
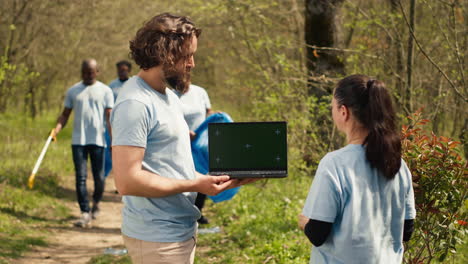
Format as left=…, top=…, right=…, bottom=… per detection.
left=402, top=110, right=467, bottom=263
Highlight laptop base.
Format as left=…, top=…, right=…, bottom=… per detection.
left=209, top=171, right=287, bottom=179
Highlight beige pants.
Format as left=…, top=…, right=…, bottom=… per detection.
left=123, top=235, right=196, bottom=264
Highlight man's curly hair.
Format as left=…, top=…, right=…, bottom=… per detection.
left=130, top=13, right=202, bottom=70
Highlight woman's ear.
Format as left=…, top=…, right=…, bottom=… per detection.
left=341, top=105, right=350, bottom=122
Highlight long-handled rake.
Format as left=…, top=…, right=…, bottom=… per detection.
left=28, top=128, right=56, bottom=189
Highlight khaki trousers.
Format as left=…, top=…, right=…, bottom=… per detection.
left=123, top=235, right=196, bottom=264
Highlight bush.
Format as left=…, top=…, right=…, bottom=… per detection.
left=402, top=111, right=467, bottom=263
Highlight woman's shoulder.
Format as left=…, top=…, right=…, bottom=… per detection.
left=322, top=144, right=365, bottom=163
left=398, top=158, right=412, bottom=178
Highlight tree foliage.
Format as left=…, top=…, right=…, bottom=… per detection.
left=0, top=0, right=467, bottom=261
left=402, top=110, right=467, bottom=263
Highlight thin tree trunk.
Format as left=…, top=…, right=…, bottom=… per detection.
left=388, top=0, right=406, bottom=113
left=344, top=4, right=360, bottom=48
left=460, top=117, right=468, bottom=160
left=406, top=0, right=416, bottom=114
left=28, top=80, right=36, bottom=119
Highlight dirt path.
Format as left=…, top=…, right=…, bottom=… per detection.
left=13, top=174, right=124, bottom=264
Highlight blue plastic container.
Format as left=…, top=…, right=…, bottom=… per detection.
left=191, top=112, right=240, bottom=203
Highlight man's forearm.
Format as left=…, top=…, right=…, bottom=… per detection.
left=55, top=108, right=72, bottom=134
left=116, top=169, right=196, bottom=197
left=113, top=145, right=235, bottom=198
left=54, top=116, right=67, bottom=134
left=106, top=108, right=112, bottom=140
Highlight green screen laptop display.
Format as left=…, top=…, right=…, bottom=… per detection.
left=208, top=122, right=287, bottom=177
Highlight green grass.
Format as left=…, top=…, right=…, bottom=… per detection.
left=87, top=173, right=313, bottom=264
left=0, top=111, right=73, bottom=261
left=87, top=169, right=467, bottom=264
left=194, top=174, right=312, bottom=264
left=1, top=111, right=466, bottom=263
left=0, top=184, right=71, bottom=260
left=456, top=240, right=468, bottom=263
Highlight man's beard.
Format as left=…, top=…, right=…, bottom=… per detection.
left=163, top=65, right=191, bottom=94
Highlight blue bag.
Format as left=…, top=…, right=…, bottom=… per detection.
left=191, top=112, right=240, bottom=203
left=104, top=130, right=112, bottom=178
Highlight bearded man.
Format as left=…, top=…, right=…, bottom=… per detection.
left=110, top=13, right=255, bottom=264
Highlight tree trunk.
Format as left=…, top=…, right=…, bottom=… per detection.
left=27, top=80, right=36, bottom=119
left=460, top=117, right=468, bottom=160
left=388, top=0, right=406, bottom=114
left=305, top=0, right=345, bottom=96
left=405, top=0, right=416, bottom=114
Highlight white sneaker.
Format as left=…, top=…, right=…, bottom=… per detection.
left=91, top=203, right=100, bottom=220
left=74, top=212, right=91, bottom=227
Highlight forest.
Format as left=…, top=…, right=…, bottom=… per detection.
left=0, top=0, right=466, bottom=263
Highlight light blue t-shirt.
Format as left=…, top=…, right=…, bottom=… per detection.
left=176, top=84, right=211, bottom=131
left=64, top=81, right=114, bottom=147
left=108, top=78, right=128, bottom=101
left=111, top=76, right=200, bottom=243
left=302, top=144, right=416, bottom=264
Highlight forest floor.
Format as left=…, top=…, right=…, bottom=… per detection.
left=11, top=174, right=125, bottom=264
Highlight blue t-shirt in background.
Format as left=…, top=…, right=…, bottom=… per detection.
left=105, top=78, right=129, bottom=177
left=108, top=78, right=127, bottom=101
left=302, top=144, right=416, bottom=264
left=64, top=81, right=114, bottom=147
left=111, top=76, right=200, bottom=243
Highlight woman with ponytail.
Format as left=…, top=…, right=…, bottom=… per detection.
left=298, top=75, right=416, bottom=264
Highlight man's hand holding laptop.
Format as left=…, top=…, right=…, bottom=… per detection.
left=193, top=172, right=261, bottom=196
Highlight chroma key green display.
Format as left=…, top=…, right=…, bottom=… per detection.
left=208, top=122, right=287, bottom=171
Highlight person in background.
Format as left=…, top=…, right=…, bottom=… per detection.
left=104, top=60, right=132, bottom=179
left=111, top=13, right=256, bottom=263
left=298, top=74, right=416, bottom=264
left=109, top=60, right=132, bottom=100
left=53, top=59, right=114, bottom=227
left=175, top=83, right=214, bottom=224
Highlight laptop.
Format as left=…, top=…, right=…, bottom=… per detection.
left=208, top=122, right=287, bottom=178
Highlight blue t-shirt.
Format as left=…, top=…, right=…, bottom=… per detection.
left=176, top=84, right=211, bottom=131
left=64, top=81, right=114, bottom=147
left=109, top=78, right=128, bottom=101
left=302, top=144, right=416, bottom=264
left=111, top=76, right=200, bottom=243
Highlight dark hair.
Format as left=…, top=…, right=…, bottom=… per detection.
left=116, top=60, right=132, bottom=71
left=334, top=74, right=401, bottom=180
left=129, top=13, right=201, bottom=70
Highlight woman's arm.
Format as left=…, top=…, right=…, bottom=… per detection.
left=403, top=219, right=415, bottom=242
left=304, top=219, right=333, bottom=247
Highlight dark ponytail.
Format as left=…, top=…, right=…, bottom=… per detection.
left=334, top=75, right=401, bottom=180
